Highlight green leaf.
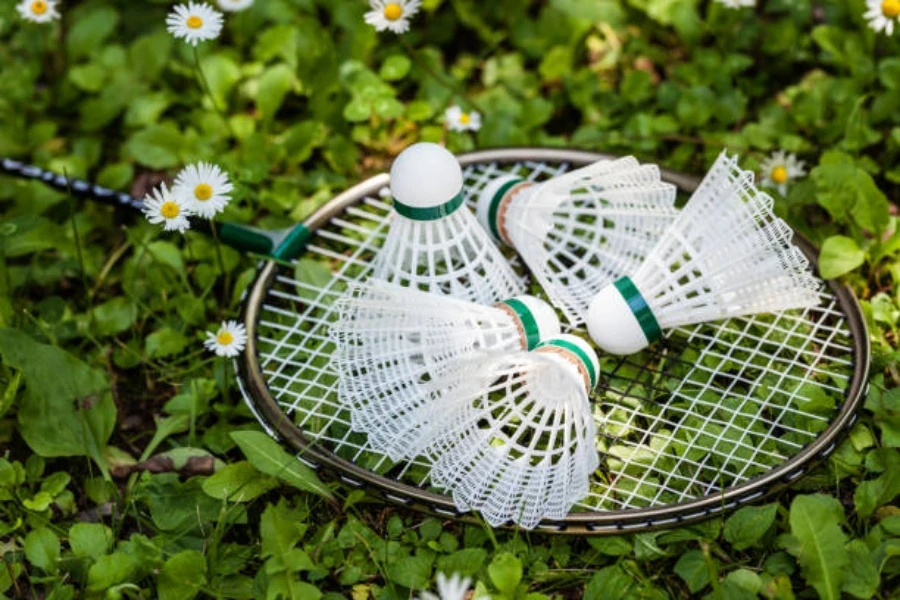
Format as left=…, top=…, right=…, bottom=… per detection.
left=811, top=151, right=889, bottom=234
left=488, top=552, right=522, bottom=596
left=386, top=554, right=433, bottom=590
left=379, top=55, right=411, bottom=81
left=200, top=54, right=241, bottom=108
left=783, top=494, right=848, bottom=600
left=158, top=550, right=208, bottom=600
left=723, top=504, right=778, bottom=550
left=819, top=236, right=865, bottom=279
left=842, top=540, right=879, bottom=599
left=584, top=565, right=638, bottom=600
left=1, top=328, right=114, bottom=474
left=854, top=449, right=900, bottom=518
left=66, top=7, right=119, bottom=60
left=69, top=523, right=112, bottom=560
left=674, top=549, right=709, bottom=594
left=260, top=500, right=310, bottom=568
left=587, top=536, right=633, bottom=556
left=879, top=58, right=900, bottom=90
left=230, top=431, right=332, bottom=498
left=144, top=327, right=189, bottom=358
left=124, top=123, right=184, bottom=169
left=90, top=297, right=137, bottom=337
left=436, top=548, right=487, bottom=577
left=257, top=63, right=298, bottom=120
left=87, top=552, right=140, bottom=592
left=201, top=461, right=278, bottom=502
left=24, top=528, right=60, bottom=573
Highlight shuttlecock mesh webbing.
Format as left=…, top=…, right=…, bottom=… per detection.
left=506, top=160, right=678, bottom=325
left=633, top=152, right=821, bottom=328
left=372, top=203, right=524, bottom=304
left=426, top=353, right=598, bottom=528
left=250, top=157, right=853, bottom=516
left=330, top=281, right=532, bottom=459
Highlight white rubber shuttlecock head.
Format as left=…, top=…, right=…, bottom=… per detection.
left=475, top=157, right=679, bottom=325
left=425, top=335, right=600, bottom=529
left=330, top=279, right=561, bottom=460
left=587, top=151, right=822, bottom=355
left=373, top=143, right=524, bottom=304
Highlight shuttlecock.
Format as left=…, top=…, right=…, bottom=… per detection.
left=425, top=335, right=600, bottom=529
left=331, top=279, right=561, bottom=460
left=476, top=156, right=678, bottom=325
left=586, top=151, right=822, bottom=355
left=374, top=142, right=523, bottom=304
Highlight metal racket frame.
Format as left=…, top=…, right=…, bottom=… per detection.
left=237, top=148, right=869, bottom=534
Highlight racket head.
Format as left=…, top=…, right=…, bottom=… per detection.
left=237, top=148, right=869, bottom=534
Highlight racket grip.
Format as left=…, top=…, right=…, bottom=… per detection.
left=0, top=157, right=145, bottom=212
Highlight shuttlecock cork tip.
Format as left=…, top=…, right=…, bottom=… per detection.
left=476, top=174, right=525, bottom=244
left=389, top=143, right=464, bottom=218
left=535, top=334, right=600, bottom=390
left=587, top=279, right=660, bottom=355
left=497, top=295, right=562, bottom=349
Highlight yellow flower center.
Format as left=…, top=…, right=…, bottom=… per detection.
left=383, top=3, right=403, bottom=21
left=160, top=201, right=181, bottom=219
left=217, top=331, right=234, bottom=345
left=883, top=0, right=900, bottom=17
left=770, top=166, right=788, bottom=185
left=459, top=113, right=471, bottom=124
left=194, top=183, right=214, bottom=201
left=186, top=15, right=204, bottom=29
left=31, top=0, right=48, bottom=14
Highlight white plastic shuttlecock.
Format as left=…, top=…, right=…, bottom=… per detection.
left=331, top=279, right=561, bottom=460
left=476, top=156, right=679, bottom=325
left=586, top=151, right=822, bottom=355
left=374, top=142, right=523, bottom=304
left=424, top=335, right=600, bottom=529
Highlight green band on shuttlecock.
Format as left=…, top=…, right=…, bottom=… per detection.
left=498, top=298, right=541, bottom=350
left=392, top=191, right=465, bottom=221
left=613, top=276, right=662, bottom=344
left=487, top=178, right=525, bottom=241
left=536, top=339, right=597, bottom=389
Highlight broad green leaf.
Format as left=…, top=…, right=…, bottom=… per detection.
left=1, top=328, right=114, bottom=474
left=587, top=536, right=633, bottom=556
left=257, top=63, right=298, bottom=120
left=784, top=494, right=848, bottom=600
left=819, top=236, right=865, bottom=279
left=66, top=7, right=119, bottom=59
left=90, top=297, right=137, bottom=337
left=69, top=523, right=112, bottom=560
left=379, top=55, right=411, bottom=81
left=673, top=549, right=709, bottom=594
left=124, top=123, right=184, bottom=169
left=842, top=540, right=879, bottom=599
left=854, top=449, right=900, bottom=518
left=230, top=431, right=332, bottom=498
left=202, top=461, right=278, bottom=502
left=436, top=548, right=487, bottom=577
left=158, top=550, right=208, bottom=600
left=488, top=553, right=522, bottom=596
left=584, top=565, right=638, bottom=600
left=386, top=554, right=433, bottom=590
left=144, top=327, right=189, bottom=358
left=260, top=500, right=309, bottom=566
left=200, top=54, right=242, bottom=108
left=24, top=528, right=60, bottom=573
left=87, top=552, right=141, bottom=592
left=724, top=503, right=778, bottom=550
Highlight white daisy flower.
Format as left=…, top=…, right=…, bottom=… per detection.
left=445, top=105, right=482, bottom=133
left=173, top=162, right=234, bottom=219
left=364, top=0, right=421, bottom=34
left=714, top=0, right=756, bottom=7
left=864, top=0, right=900, bottom=35
left=759, top=150, right=807, bottom=196
left=417, top=573, right=472, bottom=600
left=216, top=0, right=253, bottom=12
left=16, top=0, right=60, bottom=23
left=204, top=320, right=247, bottom=357
left=142, top=183, right=192, bottom=234
left=166, top=2, right=224, bottom=46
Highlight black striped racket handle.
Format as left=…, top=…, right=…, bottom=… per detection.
left=1, top=158, right=146, bottom=212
